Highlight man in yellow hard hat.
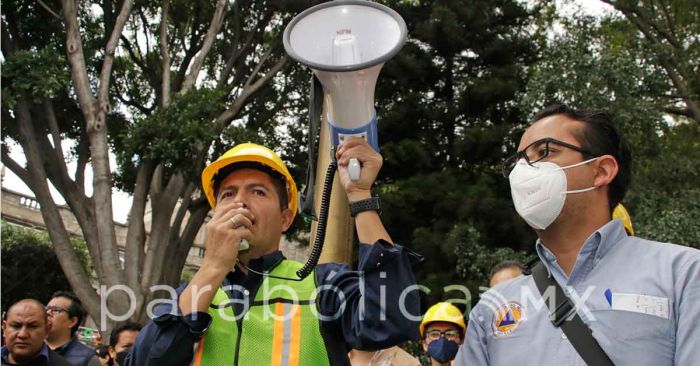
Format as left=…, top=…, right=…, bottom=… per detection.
left=420, top=303, right=466, bottom=366
left=126, top=138, right=422, bottom=366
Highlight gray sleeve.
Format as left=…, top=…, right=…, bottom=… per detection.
left=87, top=355, right=103, bottom=366
left=674, top=251, right=700, bottom=365
left=454, top=307, right=490, bottom=366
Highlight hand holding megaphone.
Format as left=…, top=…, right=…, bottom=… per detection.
left=336, top=138, right=382, bottom=201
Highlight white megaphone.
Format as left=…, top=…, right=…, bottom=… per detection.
left=284, top=0, right=407, bottom=180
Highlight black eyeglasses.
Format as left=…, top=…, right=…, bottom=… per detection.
left=502, top=138, right=595, bottom=177
left=45, top=306, right=69, bottom=315
left=425, top=329, right=462, bottom=342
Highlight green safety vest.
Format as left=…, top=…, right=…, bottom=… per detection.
left=192, top=259, right=331, bottom=366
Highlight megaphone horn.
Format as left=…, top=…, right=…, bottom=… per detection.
left=284, top=0, right=407, bottom=179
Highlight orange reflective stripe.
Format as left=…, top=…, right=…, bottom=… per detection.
left=288, top=304, right=301, bottom=366
left=271, top=302, right=285, bottom=366
left=192, top=337, right=205, bottom=366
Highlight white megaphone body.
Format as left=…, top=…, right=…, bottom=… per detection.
left=284, top=0, right=407, bottom=180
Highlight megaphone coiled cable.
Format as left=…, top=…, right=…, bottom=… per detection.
left=296, top=160, right=337, bottom=280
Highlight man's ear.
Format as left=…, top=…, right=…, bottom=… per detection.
left=68, top=316, right=79, bottom=331
left=281, top=208, right=294, bottom=232
left=594, top=155, right=618, bottom=188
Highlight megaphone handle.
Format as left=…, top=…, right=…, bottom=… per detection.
left=348, top=158, right=361, bottom=181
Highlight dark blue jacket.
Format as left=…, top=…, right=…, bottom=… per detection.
left=53, top=338, right=100, bottom=366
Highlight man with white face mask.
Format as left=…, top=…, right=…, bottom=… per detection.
left=455, top=104, right=700, bottom=366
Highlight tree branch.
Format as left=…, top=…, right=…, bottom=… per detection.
left=1, top=19, right=18, bottom=56
left=74, top=133, right=89, bottom=195
left=97, top=0, right=134, bottom=116
left=602, top=0, right=680, bottom=49
left=658, top=0, right=677, bottom=42
left=173, top=17, right=201, bottom=91
left=141, top=171, right=185, bottom=289
left=180, top=0, right=227, bottom=93
left=32, top=108, right=103, bottom=279
left=243, top=47, right=273, bottom=89
left=217, top=8, right=273, bottom=89
left=601, top=0, right=700, bottom=122
left=37, top=0, right=61, bottom=19
left=216, top=56, right=287, bottom=125
left=14, top=97, right=102, bottom=325
left=120, top=35, right=149, bottom=72
left=124, top=160, right=155, bottom=290
left=169, top=182, right=196, bottom=245
left=161, top=200, right=210, bottom=287
left=138, top=8, right=152, bottom=56
left=60, top=0, right=98, bottom=126
left=1, top=149, right=31, bottom=188
left=43, top=100, right=67, bottom=164
left=665, top=106, right=694, bottom=118
left=160, top=0, right=171, bottom=107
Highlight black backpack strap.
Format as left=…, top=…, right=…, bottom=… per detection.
left=531, top=261, right=615, bottom=366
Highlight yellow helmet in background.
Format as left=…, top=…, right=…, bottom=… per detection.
left=201, top=143, right=298, bottom=218
left=613, top=203, right=634, bottom=236
left=420, top=302, right=466, bottom=337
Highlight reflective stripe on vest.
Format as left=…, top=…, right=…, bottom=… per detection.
left=192, top=259, right=330, bottom=366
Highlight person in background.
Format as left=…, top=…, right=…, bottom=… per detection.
left=2, top=299, right=71, bottom=366
left=94, top=346, right=111, bottom=366
left=488, top=261, right=524, bottom=287
left=45, top=292, right=100, bottom=366
left=107, top=323, right=140, bottom=366
left=420, top=303, right=466, bottom=366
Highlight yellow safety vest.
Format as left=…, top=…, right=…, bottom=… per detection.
left=192, top=259, right=330, bottom=366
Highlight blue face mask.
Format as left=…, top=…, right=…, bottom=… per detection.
left=427, top=337, right=460, bottom=363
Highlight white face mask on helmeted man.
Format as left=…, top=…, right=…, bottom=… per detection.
left=508, top=157, right=599, bottom=230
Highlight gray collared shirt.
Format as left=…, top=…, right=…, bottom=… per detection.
left=455, top=219, right=700, bottom=366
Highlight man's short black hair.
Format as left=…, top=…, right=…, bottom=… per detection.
left=532, top=104, right=632, bottom=213
left=109, top=322, right=142, bottom=348
left=212, top=161, right=289, bottom=210
left=51, top=291, right=85, bottom=335
left=488, top=260, right=525, bottom=281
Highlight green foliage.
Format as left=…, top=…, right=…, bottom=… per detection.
left=112, top=88, right=226, bottom=191
left=451, top=224, right=529, bottom=295
left=627, top=122, right=700, bottom=247
left=525, top=6, right=700, bottom=250
left=1, top=221, right=91, bottom=312
left=1, top=47, right=70, bottom=108
left=372, top=0, right=539, bottom=307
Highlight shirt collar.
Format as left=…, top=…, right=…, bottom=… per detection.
left=593, top=218, right=628, bottom=260
left=535, top=219, right=628, bottom=278
left=230, top=250, right=285, bottom=281
left=248, top=250, right=285, bottom=272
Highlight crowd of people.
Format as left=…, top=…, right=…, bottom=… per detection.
left=3, top=104, right=698, bottom=365
left=2, top=292, right=141, bottom=366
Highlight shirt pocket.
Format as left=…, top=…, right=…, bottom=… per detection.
left=591, top=309, right=672, bottom=340
left=589, top=309, right=674, bottom=365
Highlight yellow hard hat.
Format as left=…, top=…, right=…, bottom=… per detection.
left=613, top=203, right=634, bottom=236
left=201, top=143, right=298, bottom=218
left=420, top=302, right=466, bottom=336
